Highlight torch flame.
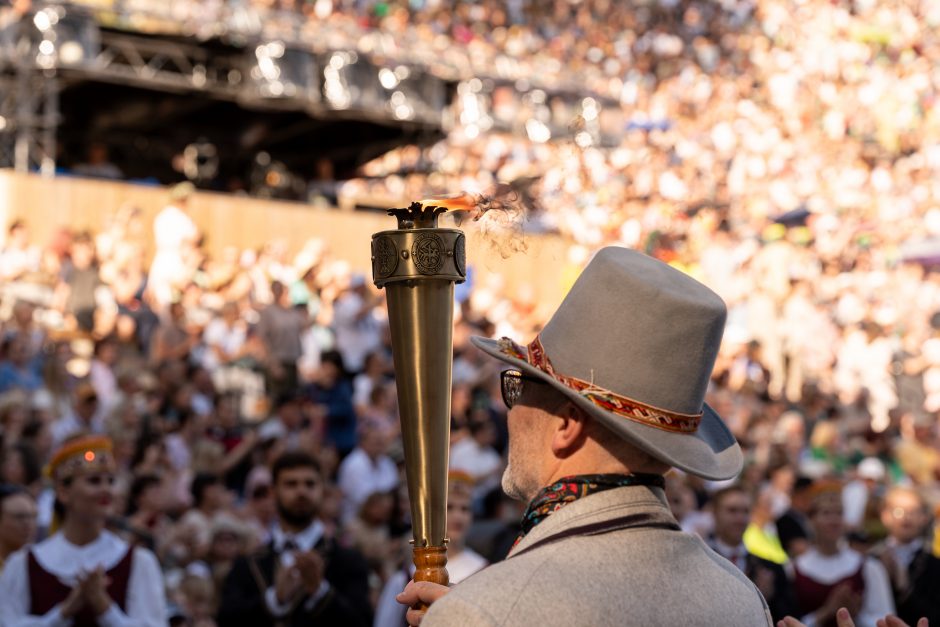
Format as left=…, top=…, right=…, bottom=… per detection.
left=417, top=184, right=533, bottom=222
left=417, top=193, right=479, bottom=212
left=416, top=183, right=536, bottom=258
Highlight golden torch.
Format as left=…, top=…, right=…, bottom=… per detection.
left=371, top=201, right=466, bottom=594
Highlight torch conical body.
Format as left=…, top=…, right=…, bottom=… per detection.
left=386, top=280, right=453, bottom=547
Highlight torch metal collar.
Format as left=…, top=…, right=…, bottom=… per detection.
left=372, top=227, right=466, bottom=288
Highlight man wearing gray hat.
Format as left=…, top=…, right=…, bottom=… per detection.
left=397, top=246, right=772, bottom=626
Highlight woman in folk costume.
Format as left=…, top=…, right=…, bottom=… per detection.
left=789, top=480, right=894, bottom=627
left=0, top=435, right=167, bottom=626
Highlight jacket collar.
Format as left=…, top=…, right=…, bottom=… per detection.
left=508, top=485, right=675, bottom=558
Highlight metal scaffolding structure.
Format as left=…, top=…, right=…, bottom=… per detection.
left=0, top=3, right=451, bottom=177
left=0, top=2, right=617, bottom=185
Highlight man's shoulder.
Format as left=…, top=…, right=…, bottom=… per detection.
left=427, top=528, right=769, bottom=626
left=338, top=448, right=369, bottom=472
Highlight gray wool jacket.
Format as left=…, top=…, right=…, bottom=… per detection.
left=423, top=485, right=773, bottom=627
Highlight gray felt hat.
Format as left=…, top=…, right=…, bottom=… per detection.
left=471, top=246, right=743, bottom=480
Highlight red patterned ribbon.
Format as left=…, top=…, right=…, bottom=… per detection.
left=497, top=335, right=702, bottom=434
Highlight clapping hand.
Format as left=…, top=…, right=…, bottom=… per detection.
left=83, top=567, right=113, bottom=616
left=274, top=562, right=304, bottom=605
left=59, top=567, right=113, bottom=619
left=294, top=551, right=325, bottom=595
left=778, top=608, right=929, bottom=627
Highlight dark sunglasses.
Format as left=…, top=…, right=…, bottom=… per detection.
left=500, top=369, right=547, bottom=409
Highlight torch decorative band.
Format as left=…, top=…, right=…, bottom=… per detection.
left=371, top=229, right=466, bottom=287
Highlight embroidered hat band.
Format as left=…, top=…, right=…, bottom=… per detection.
left=498, top=335, right=703, bottom=434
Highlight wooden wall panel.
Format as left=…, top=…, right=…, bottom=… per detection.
left=0, top=172, right=571, bottom=316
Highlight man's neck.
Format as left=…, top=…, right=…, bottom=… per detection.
left=280, top=518, right=316, bottom=536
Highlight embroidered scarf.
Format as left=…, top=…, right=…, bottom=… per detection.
left=514, top=473, right=665, bottom=547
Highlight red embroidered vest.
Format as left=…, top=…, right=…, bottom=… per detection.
left=793, top=557, right=865, bottom=627
left=27, top=547, right=134, bottom=626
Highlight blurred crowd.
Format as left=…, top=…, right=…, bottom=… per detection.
left=0, top=190, right=520, bottom=625
left=0, top=182, right=937, bottom=625
left=0, top=0, right=939, bottom=625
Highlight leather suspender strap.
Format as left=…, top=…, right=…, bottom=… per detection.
left=510, top=510, right=680, bottom=559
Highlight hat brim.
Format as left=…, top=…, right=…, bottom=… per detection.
left=471, top=336, right=743, bottom=481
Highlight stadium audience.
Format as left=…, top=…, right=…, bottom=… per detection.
left=0, top=0, right=938, bottom=624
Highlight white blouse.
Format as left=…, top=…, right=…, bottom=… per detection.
left=0, top=531, right=167, bottom=627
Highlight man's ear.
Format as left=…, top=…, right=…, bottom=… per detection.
left=550, top=403, right=588, bottom=458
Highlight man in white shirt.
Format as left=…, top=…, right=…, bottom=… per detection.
left=331, top=274, right=382, bottom=374
left=450, top=420, right=502, bottom=500
left=0, top=435, right=166, bottom=626
left=149, top=183, right=199, bottom=307
left=336, top=425, right=398, bottom=524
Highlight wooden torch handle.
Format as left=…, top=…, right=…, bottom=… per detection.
left=412, top=545, right=449, bottom=611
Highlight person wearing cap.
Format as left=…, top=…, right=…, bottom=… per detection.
left=0, top=435, right=166, bottom=626
left=398, top=247, right=771, bottom=626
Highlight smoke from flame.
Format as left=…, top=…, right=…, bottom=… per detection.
left=418, top=183, right=536, bottom=258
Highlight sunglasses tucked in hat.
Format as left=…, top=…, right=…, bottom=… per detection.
left=472, top=246, right=743, bottom=481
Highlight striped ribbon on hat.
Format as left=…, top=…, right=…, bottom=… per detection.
left=498, top=335, right=702, bottom=434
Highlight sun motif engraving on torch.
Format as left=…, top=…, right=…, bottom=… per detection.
left=411, top=233, right=445, bottom=275
left=374, top=235, right=399, bottom=280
